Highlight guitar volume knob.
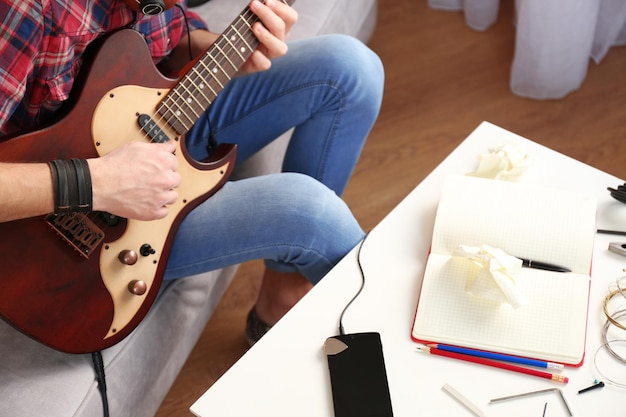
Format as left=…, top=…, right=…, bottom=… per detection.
left=118, top=250, right=138, bottom=265
left=128, top=280, right=147, bottom=296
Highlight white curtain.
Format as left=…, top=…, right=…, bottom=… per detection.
left=428, top=0, right=626, bottom=99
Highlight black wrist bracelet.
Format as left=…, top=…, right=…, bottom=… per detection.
left=71, top=158, right=93, bottom=211
left=48, top=159, right=93, bottom=214
left=49, top=159, right=70, bottom=213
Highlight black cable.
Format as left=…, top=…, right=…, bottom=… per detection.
left=91, top=351, right=110, bottom=417
left=338, top=232, right=369, bottom=335
left=175, top=3, right=194, bottom=62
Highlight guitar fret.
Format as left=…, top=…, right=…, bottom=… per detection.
left=162, top=93, right=192, bottom=125
left=213, top=43, right=238, bottom=73
left=206, top=52, right=227, bottom=77
left=231, top=19, right=259, bottom=52
left=207, top=68, right=224, bottom=89
left=195, top=61, right=220, bottom=97
left=237, top=14, right=253, bottom=30
left=189, top=68, right=212, bottom=104
left=230, top=25, right=253, bottom=51
left=162, top=100, right=192, bottom=132
left=176, top=82, right=202, bottom=119
left=232, top=35, right=259, bottom=62
left=172, top=101, right=195, bottom=128
left=202, top=51, right=229, bottom=89
left=160, top=103, right=186, bottom=134
left=223, top=36, right=246, bottom=62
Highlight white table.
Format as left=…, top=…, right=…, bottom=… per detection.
left=191, top=122, right=626, bottom=416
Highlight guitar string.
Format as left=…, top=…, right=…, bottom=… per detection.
left=594, top=275, right=626, bottom=388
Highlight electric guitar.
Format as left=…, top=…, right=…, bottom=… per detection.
left=0, top=0, right=294, bottom=354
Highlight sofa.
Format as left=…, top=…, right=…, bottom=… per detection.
left=0, top=1, right=378, bottom=416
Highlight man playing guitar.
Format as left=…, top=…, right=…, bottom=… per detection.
left=0, top=0, right=384, bottom=350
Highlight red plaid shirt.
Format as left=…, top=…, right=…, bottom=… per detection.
left=0, top=0, right=207, bottom=135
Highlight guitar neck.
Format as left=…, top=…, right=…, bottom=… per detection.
left=158, top=0, right=296, bottom=135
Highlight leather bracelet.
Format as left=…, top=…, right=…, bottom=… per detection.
left=71, top=158, right=93, bottom=211
left=49, top=159, right=70, bottom=213
left=48, top=159, right=93, bottom=214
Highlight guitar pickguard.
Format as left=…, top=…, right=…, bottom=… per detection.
left=92, top=85, right=232, bottom=339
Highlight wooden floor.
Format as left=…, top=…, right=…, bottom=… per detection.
left=157, top=1, right=626, bottom=415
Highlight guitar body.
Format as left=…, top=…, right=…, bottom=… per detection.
left=0, top=29, right=236, bottom=353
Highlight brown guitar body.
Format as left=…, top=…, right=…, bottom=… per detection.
left=0, top=29, right=236, bottom=353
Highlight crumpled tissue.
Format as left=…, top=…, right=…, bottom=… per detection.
left=467, top=144, right=533, bottom=180
left=453, top=244, right=528, bottom=309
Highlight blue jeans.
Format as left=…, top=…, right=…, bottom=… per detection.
left=163, top=35, right=384, bottom=284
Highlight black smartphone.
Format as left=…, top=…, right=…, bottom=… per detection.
left=323, top=332, right=394, bottom=417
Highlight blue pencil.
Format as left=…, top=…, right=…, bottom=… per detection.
left=426, top=344, right=564, bottom=370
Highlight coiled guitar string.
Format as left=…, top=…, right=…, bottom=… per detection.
left=595, top=275, right=626, bottom=388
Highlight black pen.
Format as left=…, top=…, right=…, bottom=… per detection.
left=518, top=258, right=571, bottom=273
left=597, top=229, right=626, bottom=236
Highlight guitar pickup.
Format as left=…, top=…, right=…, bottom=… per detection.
left=138, top=114, right=170, bottom=143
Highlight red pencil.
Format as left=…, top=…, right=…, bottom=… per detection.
left=418, top=346, right=568, bottom=384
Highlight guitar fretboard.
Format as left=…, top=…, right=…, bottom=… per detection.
left=158, top=0, right=295, bottom=135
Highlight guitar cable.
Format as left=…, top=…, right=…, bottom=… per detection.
left=92, top=351, right=110, bottom=417
left=175, top=3, right=194, bottom=62
left=338, top=232, right=369, bottom=336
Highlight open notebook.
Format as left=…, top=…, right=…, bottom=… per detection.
left=411, top=175, right=597, bottom=366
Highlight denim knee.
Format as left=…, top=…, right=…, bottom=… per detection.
left=262, top=173, right=365, bottom=283
left=307, top=34, right=385, bottom=121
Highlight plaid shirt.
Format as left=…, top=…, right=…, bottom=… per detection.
left=0, top=0, right=207, bottom=135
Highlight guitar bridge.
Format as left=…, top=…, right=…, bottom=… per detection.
left=45, top=213, right=105, bottom=259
